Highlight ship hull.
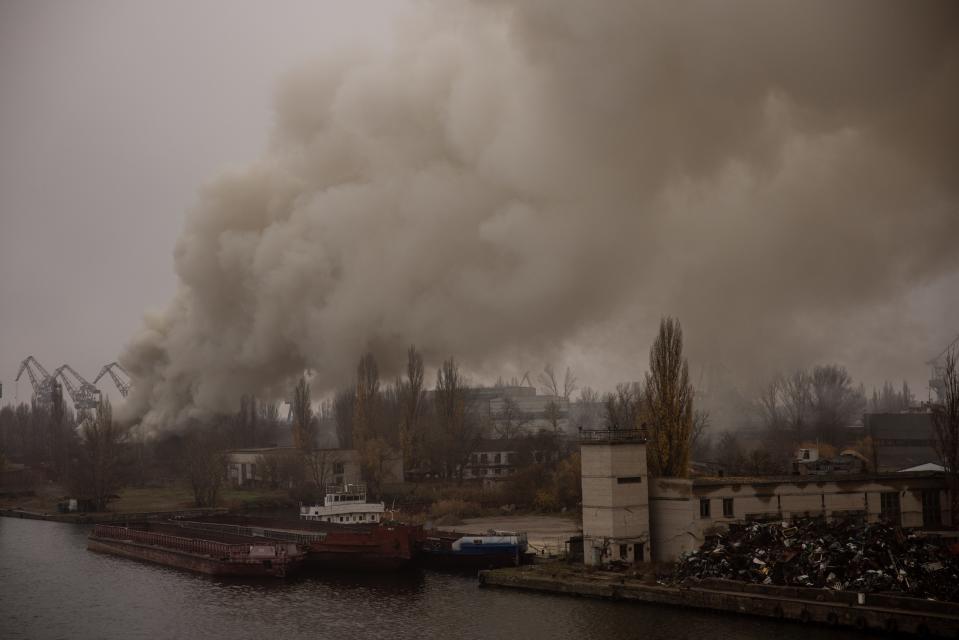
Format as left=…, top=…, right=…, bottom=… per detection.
left=179, top=516, right=418, bottom=572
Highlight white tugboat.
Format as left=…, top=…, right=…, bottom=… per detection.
left=299, top=483, right=386, bottom=524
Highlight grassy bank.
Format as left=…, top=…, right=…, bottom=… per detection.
left=0, top=483, right=294, bottom=515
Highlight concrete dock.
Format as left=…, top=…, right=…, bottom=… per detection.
left=479, top=564, right=959, bottom=637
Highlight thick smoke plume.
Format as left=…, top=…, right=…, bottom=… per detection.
left=121, top=0, right=959, bottom=431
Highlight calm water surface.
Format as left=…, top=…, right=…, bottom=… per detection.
left=0, top=517, right=868, bottom=640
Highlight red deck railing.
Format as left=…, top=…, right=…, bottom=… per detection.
left=92, top=525, right=267, bottom=559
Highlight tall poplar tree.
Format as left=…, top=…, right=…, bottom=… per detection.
left=644, top=317, right=693, bottom=477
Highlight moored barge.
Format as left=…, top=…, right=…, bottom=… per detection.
left=415, top=530, right=529, bottom=570
left=178, top=515, right=419, bottom=571
left=87, top=522, right=305, bottom=578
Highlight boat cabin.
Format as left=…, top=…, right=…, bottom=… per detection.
left=299, top=483, right=386, bottom=524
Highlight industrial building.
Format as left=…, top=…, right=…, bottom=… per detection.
left=224, top=447, right=403, bottom=489
left=579, top=428, right=953, bottom=567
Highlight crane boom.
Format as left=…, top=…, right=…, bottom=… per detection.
left=54, top=364, right=101, bottom=411
left=14, top=356, right=55, bottom=405
left=94, top=362, right=131, bottom=397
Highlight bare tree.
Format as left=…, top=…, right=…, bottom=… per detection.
left=644, top=316, right=694, bottom=477
left=538, top=364, right=577, bottom=401
left=870, top=379, right=913, bottom=413
left=691, top=408, right=710, bottom=451
left=781, top=370, right=812, bottom=437
left=434, top=357, right=478, bottom=481
left=184, top=427, right=226, bottom=508
left=562, top=367, right=578, bottom=401
left=378, top=380, right=403, bottom=446
left=400, top=345, right=425, bottom=468
left=258, top=401, right=279, bottom=446
left=932, top=349, right=959, bottom=522
left=360, top=437, right=393, bottom=499
left=305, top=448, right=336, bottom=490
left=809, top=364, right=864, bottom=445
left=573, top=386, right=603, bottom=430
left=256, top=453, right=282, bottom=488
left=234, top=395, right=258, bottom=448
left=539, top=364, right=560, bottom=396
left=544, top=399, right=563, bottom=434
left=604, top=382, right=642, bottom=431
left=334, top=386, right=356, bottom=448
left=353, top=353, right=380, bottom=445
left=292, top=376, right=315, bottom=451
left=493, top=396, right=528, bottom=439
left=48, top=381, right=75, bottom=481
left=75, top=397, right=127, bottom=511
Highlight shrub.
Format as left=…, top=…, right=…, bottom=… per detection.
left=430, top=498, right=483, bottom=520
left=533, top=489, right=560, bottom=512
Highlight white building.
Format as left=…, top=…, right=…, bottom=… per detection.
left=580, top=428, right=650, bottom=566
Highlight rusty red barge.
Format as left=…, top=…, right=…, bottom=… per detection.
left=177, top=516, right=419, bottom=571
left=87, top=522, right=306, bottom=578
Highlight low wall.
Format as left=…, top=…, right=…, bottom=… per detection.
left=648, top=478, right=701, bottom=562
left=479, top=566, right=959, bottom=637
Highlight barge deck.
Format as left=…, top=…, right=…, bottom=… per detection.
left=88, top=523, right=304, bottom=578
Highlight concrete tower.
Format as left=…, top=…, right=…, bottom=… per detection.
left=580, top=427, right=650, bottom=566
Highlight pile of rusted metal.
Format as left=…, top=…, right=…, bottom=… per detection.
left=670, top=517, right=959, bottom=601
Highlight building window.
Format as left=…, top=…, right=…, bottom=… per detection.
left=723, top=498, right=734, bottom=517
left=617, top=476, right=643, bottom=484
left=494, top=468, right=502, bottom=475
left=922, top=489, right=942, bottom=528
left=880, top=492, right=901, bottom=525
left=619, top=544, right=628, bottom=560
left=700, top=498, right=711, bottom=518
left=506, top=453, right=515, bottom=464
left=471, top=454, right=478, bottom=464
left=333, top=462, right=345, bottom=475
left=494, top=453, right=501, bottom=464
left=480, top=453, right=488, bottom=464
left=635, top=543, right=644, bottom=563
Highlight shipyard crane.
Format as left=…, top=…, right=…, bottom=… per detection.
left=94, top=361, right=131, bottom=398
left=54, top=364, right=101, bottom=412
left=14, top=356, right=56, bottom=405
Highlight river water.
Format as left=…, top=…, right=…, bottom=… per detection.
left=0, top=517, right=868, bottom=640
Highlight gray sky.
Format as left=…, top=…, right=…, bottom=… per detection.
left=0, top=0, right=405, bottom=404
left=2, top=1, right=957, bottom=425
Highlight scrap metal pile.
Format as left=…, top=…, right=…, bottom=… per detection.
left=670, top=518, right=959, bottom=601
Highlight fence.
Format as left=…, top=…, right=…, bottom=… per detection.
left=92, top=524, right=257, bottom=559
left=578, top=428, right=648, bottom=443
left=173, top=520, right=326, bottom=544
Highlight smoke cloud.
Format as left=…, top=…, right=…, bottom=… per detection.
left=120, top=0, right=959, bottom=431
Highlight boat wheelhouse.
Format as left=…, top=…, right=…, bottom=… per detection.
left=300, top=483, right=386, bottom=524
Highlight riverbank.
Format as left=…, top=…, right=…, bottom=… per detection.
left=0, top=506, right=227, bottom=523
left=0, top=483, right=293, bottom=518
left=479, top=563, right=959, bottom=637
